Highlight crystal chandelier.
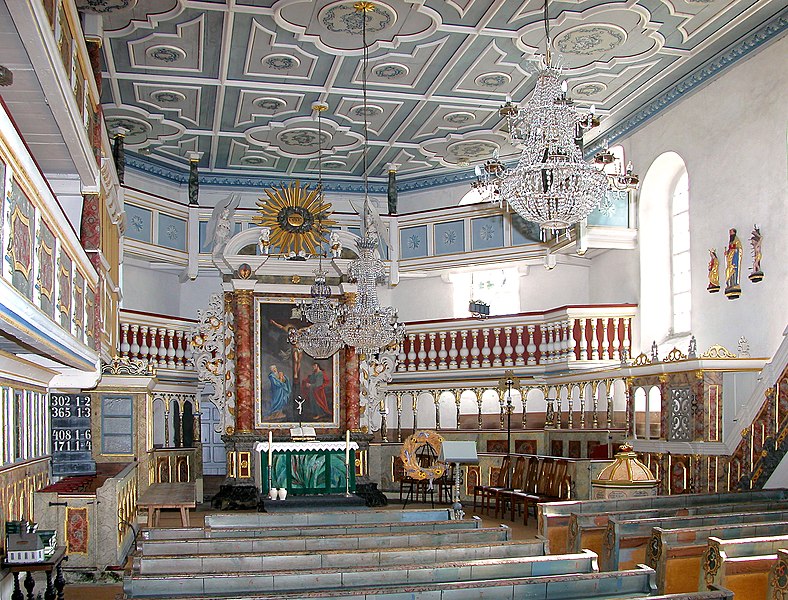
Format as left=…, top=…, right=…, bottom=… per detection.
left=288, top=103, right=344, bottom=359
left=477, top=0, right=611, bottom=231
left=336, top=1, right=405, bottom=357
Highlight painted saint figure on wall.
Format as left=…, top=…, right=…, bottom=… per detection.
left=305, top=363, right=330, bottom=418
left=724, top=228, right=743, bottom=299
left=749, top=225, right=764, bottom=283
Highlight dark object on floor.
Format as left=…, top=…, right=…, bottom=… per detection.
left=211, top=484, right=266, bottom=512
left=355, top=480, right=388, bottom=507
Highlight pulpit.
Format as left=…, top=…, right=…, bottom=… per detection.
left=253, top=441, right=358, bottom=495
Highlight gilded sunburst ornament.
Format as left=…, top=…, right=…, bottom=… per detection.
left=252, top=181, right=336, bottom=255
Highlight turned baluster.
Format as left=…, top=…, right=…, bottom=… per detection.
left=503, top=326, right=514, bottom=367
left=593, top=382, right=600, bottom=429
left=578, top=319, right=588, bottom=360
left=498, top=389, right=506, bottom=430
left=611, top=317, right=621, bottom=360
left=434, top=391, right=441, bottom=430
left=148, top=327, right=159, bottom=367
left=175, top=330, right=186, bottom=368
left=475, top=389, right=483, bottom=430
left=184, top=333, right=193, bottom=368
left=515, top=325, right=526, bottom=366
left=492, top=327, right=503, bottom=367
left=607, top=387, right=614, bottom=429
left=538, top=325, right=547, bottom=365
left=120, top=323, right=130, bottom=357
left=545, top=394, right=555, bottom=429
left=448, top=331, right=459, bottom=369
left=139, top=325, right=149, bottom=362
left=555, top=389, right=563, bottom=429
left=525, top=325, right=536, bottom=365
left=567, top=319, right=576, bottom=361
left=406, top=333, right=417, bottom=371
left=380, top=396, right=388, bottom=442
left=396, top=338, right=407, bottom=372
left=601, top=319, right=610, bottom=360
left=470, top=330, right=481, bottom=368
left=458, top=330, right=470, bottom=369
left=480, top=328, right=492, bottom=368
left=579, top=385, right=586, bottom=429
left=567, top=391, right=574, bottom=429
left=427, top=332, right=438, bottom=370
left=417, top=333, right=427, bottom=371
left=521, top=386, right=528, bottom=428
left=454, top=390, right=462, bottom=430
left=437, top=332, right=448, bottom=369
left=590, top=320, right=599, bottom=360
left=166, top=329, right=177, bottom=368
left=411, top=392, right=419, bottom=432
left=622, top=318, right=631, bottom=362
left=129, top=324, right=140, bottom=358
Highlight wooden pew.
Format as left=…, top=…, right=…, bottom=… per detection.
left=701, top=534, right=788, bottom=600
left=204, top=507, right=453, bottom=528
left=767, top=547, right=788, bottom=600
left=648, top=520, right=788, bottom=594
left=134, top=538, right=549, bottom=575
left=538, top=489, right=788, bottom=554
left=139, top=526, right=512, bottom=557
left=125, top=563, right=659, bottom=599
left=140, top=515, right=483, bottom=546
left=603, top=508, right=788, bottom=572
left=568, top=499, right=788, bottom=556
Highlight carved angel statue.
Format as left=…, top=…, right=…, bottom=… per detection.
left=749, top=225, right=763, bottom=282
left=688, top=335, right=697, bottom=359
left=330, top=231, right=342, bottom=258
left=737, top=336, right=751, bottom=358
left=206, top=193, right=241, bottom=254
left=258, top=227, right=271, bottom=255
left=707, top=248, right=720, bottom=293
left=724, top=228, right=743, bottom=299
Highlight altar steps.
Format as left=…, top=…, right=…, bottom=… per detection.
left=203, top=507, right=454, bottom=528
left=261, top=493, right=366, bottom=512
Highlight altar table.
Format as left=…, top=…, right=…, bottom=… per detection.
left=254, top=441, right=358, bottom=495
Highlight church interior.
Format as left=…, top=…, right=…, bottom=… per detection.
left=0, top=0, right=787, bottom=598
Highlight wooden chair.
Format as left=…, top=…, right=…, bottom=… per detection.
left=494, top=456, right=528, bottom=519
left=473, top=455, right=511, bottom=514
left=511, top=458, right=572, bottom=525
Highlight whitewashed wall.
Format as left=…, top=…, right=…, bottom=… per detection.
left=619, top=34, right=788, bottom=358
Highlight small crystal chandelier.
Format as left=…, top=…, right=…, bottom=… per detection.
left=477, top=0, right=610, bottom=231
left=594, top=148, right=640, bottom=191
left=288, top=103, right=344, bottom=359
left=336, top=1, right=405, bottom=357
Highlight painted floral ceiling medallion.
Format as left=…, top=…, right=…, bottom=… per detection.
left=253, top=182, right=337, bottom=255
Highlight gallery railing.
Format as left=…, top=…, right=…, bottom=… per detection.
left=119, top=309, right=197, bottom=370
left=396, top=304, right=636, bottom=374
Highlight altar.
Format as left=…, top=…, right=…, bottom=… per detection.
left=253, top=441, right=358, bottom=495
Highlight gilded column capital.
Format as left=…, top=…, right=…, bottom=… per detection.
left=235, top=289, right=254, bottom=307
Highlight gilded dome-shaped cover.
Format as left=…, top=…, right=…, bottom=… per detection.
left=593, top=443, right=658, bottom=485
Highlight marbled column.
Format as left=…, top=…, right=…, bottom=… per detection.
left=80, top=193, right=103, bottom=351
left=343, top=347, right=360, bottom=430
left=233, top=290, right=255, bottom=432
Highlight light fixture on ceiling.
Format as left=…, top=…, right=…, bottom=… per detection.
left=289, top=103, right=345, bottom=359
left=336, top=1, right=405, bottom=357
left=594, top=148, right=640, bottom=191
left=475, top=0, right=613, bottom=231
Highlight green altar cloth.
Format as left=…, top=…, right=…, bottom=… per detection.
left=259, top=443, right=356, bottom=495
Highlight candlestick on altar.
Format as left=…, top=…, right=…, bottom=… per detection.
left=267, top=430, right=273, bottom=491
left=345, top=430, right=351, bottom=497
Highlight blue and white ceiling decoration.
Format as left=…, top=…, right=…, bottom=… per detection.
left=97, top=0, right=786, bottom=190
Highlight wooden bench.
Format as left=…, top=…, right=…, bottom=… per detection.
left=138, top=482, right=196, bottom=527
left=701, top=534, right=788, bottom=599
left=767, top=547, right=788, bottom=600
left=125, top=562, right=658, bottom=599
left=539, top=489, right=788, bottom=554
left=134, top=537, right=548, bottom=575
left=647, top=520, right=788, bottom=594
left=139, top=525, right=512, bottom=556
left=204, top=507, right=453, bottom=528
left=568, top=499, right=788, bottom=556
left=603, top=508, right=788, bottom=571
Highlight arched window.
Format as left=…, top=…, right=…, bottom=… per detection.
left=671, top=171, right=691, bottom=334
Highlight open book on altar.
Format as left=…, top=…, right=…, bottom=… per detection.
left=289, top=426, right=316, bottom=441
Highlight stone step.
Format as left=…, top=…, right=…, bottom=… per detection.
left=134, top=538, right=549, bottom=575
left=204, top=507, right=453, bottom=529
left=125, top=563, right=657, bottom=599
left=138, top=526, right=510, bottom=557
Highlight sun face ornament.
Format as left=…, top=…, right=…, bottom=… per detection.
left=253, top=181, right=337, bottom=256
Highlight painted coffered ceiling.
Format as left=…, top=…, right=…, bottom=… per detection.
left=96, top=0, right=786, bottom=188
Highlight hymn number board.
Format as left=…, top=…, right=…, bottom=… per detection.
left=50, top=393, right=96, bottom=476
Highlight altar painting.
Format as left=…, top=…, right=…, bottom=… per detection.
left=254, top=299, right=340, bottom=429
